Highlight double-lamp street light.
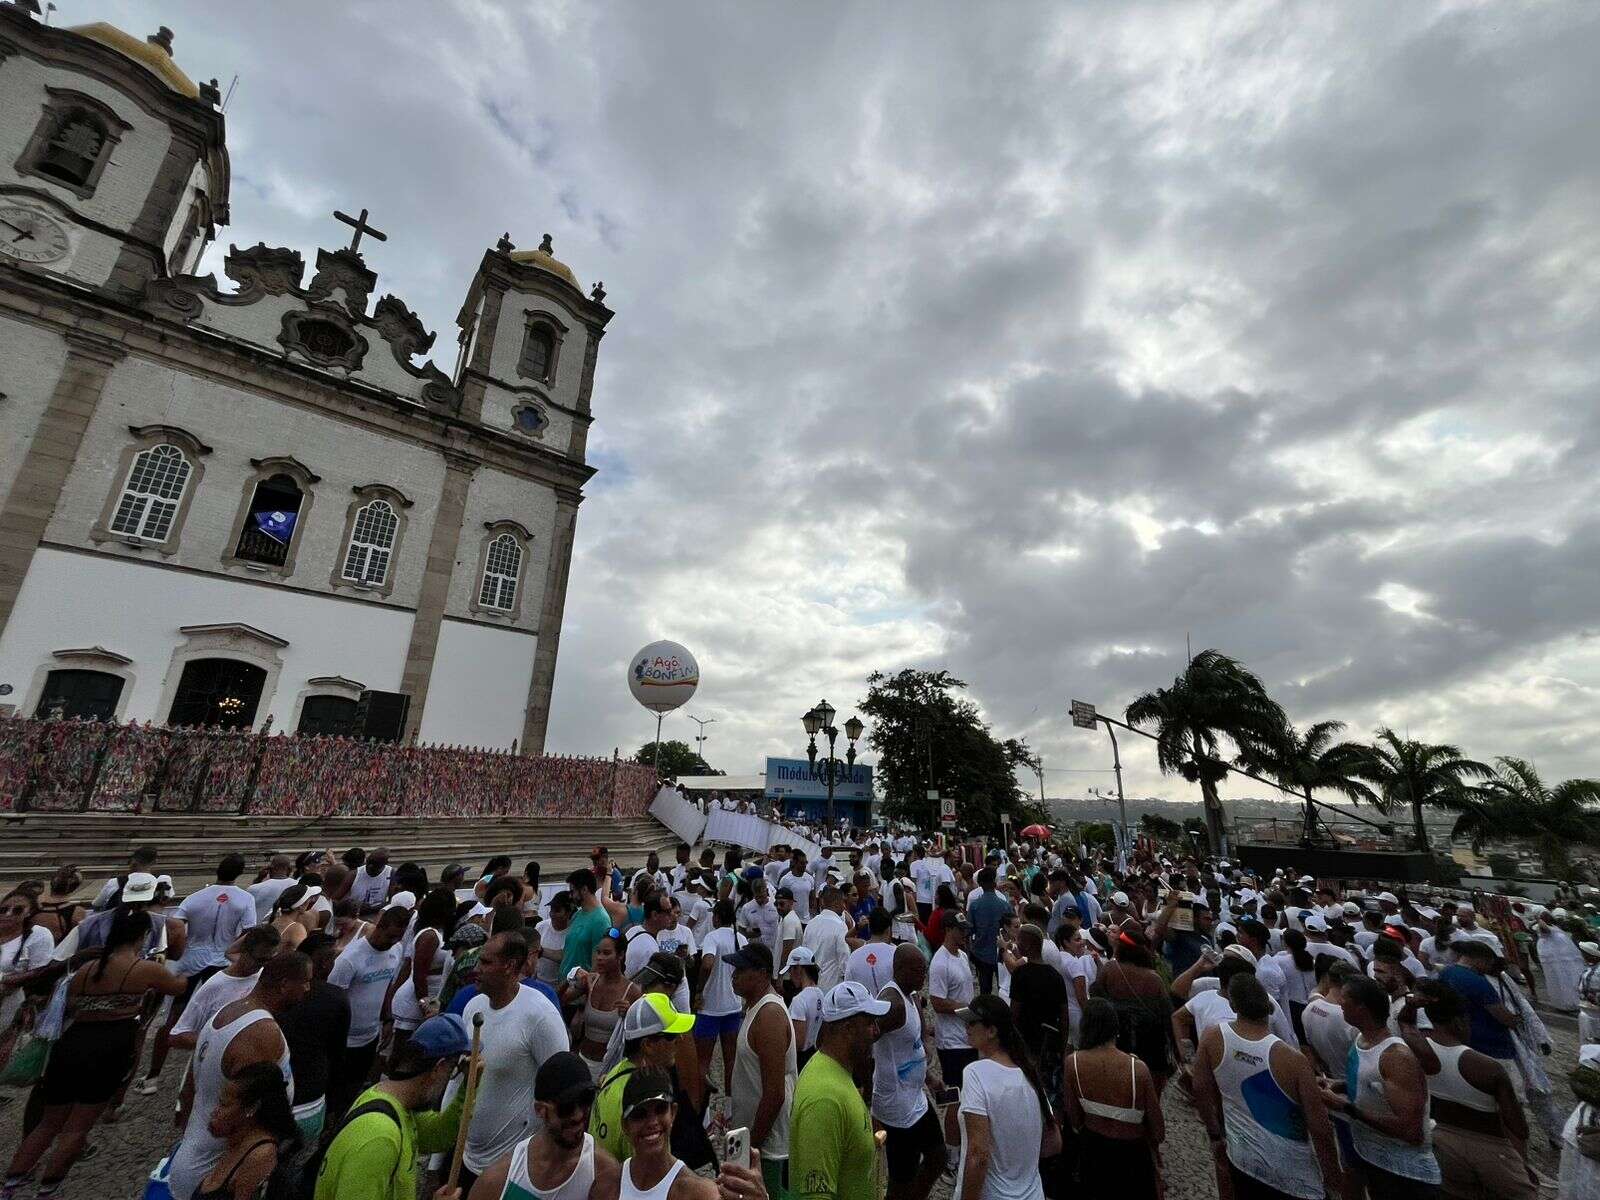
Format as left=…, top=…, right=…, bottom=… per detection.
left=802, top=699, right=864, bottom=829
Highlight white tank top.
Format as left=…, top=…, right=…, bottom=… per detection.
left=732, top=991, right=795, bottom=1159
left=1346, top=1036, right=1441, bottom=1183
left=1300, top=996, right=1356, bottom=1077
left=503, top=1132, right=596, bottom=1200
left=1423, top=1039, right=1498, bottom=1113
left=1212, top=1024, right=1324, bottom=1200
left=872, top=982, right=929, bottom=1129
left=621, top=1157, right=686, bottom=1200
left=392, top=928, right=453, bottom=1026
left=168, top=1007, right=292, bottom=1200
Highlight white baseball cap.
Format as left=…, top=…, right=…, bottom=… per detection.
left=1304, top=913, right=1329, bottom=933
left=1221, top=943, right=1257, bottom=966
left=820, top=981, right=891, bottom=1022
left=1378, top=891, right=1399, bottom=904
left=1553, top=908, right=1570, bottom=920
left=782, top=945, right=817, bottom=973
left=120, top=871, right=159, bottom=903
left=1111, top=891, right=1130, bottom=907
left=1582, top=942, right=1600, bottom=959
left=386, top=891, right=417, bottom=911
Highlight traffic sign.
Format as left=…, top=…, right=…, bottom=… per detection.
left=1070, top=699, right=1097, bottom=729
left=940, top=795, right=956, bottom=828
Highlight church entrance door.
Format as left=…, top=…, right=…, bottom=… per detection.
left=168, top=657, right=267, bottom=729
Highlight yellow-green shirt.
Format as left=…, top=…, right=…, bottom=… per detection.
left=315, top=1084, right=463, bottom=1200
left=590, top=1060, right=635, bottom=1162
left=789, top=1051, right=876, bottom=1200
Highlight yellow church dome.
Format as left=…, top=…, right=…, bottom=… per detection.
left=67, top=23, right=200, bottom=99
left=509, top=234, right=580, bottom=289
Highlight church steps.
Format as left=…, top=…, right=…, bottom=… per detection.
left=0, top=811, right=680, bottom=897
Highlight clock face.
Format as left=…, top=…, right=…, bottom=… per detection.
left=0, top=206, right=71, bottom=264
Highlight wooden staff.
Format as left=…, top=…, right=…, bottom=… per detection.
left=447, top=1012, right=486, bottom=1190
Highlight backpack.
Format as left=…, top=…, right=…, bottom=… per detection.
left=294, top=1098, right=402, bottom=1200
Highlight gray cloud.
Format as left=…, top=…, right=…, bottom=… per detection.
left=106, top=0, right=1600, bottom=799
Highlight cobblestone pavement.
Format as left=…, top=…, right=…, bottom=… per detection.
left=0, top=1019, right=1579, bottom=1199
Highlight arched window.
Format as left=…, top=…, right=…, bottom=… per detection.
left=108, top=444, right=192, bottom=543
left=34, top=668, right=124, bottom=721
left=34, top=110, right=106, bottom=188
left=234, top=474, right=305, bottom=567
left=340, top=499, right=398, bottom=586
left=520, top=326, right=554, bottom=381
left=297, top=694, right=359, bottom=736
left=167, top=658, right=267, bottom=729
left=479, top=533, right=523, bottom=611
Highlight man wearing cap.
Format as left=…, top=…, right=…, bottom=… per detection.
left=728, top=942, right=797, bottom=1199
left=314, top=1013, right=471, bottom=1200
left=790, top=982, right=890, bottom=1200
left=590, top=993, right=698, bottom=1161
left=928, top=913, right=977, bottom=1085
left=469, top=1050, right=623, bottom=1200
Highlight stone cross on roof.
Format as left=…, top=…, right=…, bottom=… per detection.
left=333, top=207, right=387, bottom=255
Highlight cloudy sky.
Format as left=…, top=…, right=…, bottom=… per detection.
left=103, top=0, right=1600, bottom=803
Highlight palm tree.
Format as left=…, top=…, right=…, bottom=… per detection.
left=1455, top=757, right=1600, bottom=878
left=1354, top=728, right=1491, bottom=852
left=1248, top=720, right=1378, bottom=844
left=1126, top=649, right=1286, bottom=854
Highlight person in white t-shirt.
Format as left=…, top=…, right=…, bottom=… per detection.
left=846, top=909, right=897, bottom=996
left=784, top=947, right=824, bottom=1063
left=952, top=994, right=1050, bottom=1200
left=461, top=930, right=570, bottom=1189
left=694, top=900, right=744, bottom=1094
left=801, top=886, right=853, bottom=992
left=139, top=853, right=258, bottom=1093
left=90, top=845, right=160, bottom=911
left=929, top=915, right=977, bottom=1084
left=779, top=851, right=815, bottom=922
left=534, top=892, right=571, bottom=987
left=324, top=904, right=408, bottom=1117
left=624, top=893, right=673, bottom=979
left=170, top=925, right=280, bottom=1053
left=0, top=892, right=55, bottom=1034
left=346, top=848, right=394, bottom=916
left=774, top=889, right=804, bottom=981
left=245, top=855, right=296, bottom=923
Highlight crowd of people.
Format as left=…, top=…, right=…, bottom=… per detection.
left=0, top=716, right=656, bottom=818
left=2, top=826, right=1599, bottom=1200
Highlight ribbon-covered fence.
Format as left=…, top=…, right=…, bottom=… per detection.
left=0, top=717, right=656, bottom=818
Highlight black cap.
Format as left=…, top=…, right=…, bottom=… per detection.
left=723, top=942, right=774, bottom=973
left=536, top=1051, right=597, bottom=1105
left=622, top=1067, right=675, bottom=1117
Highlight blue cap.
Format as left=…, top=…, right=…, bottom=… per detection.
left=410, top=1013, right=471, bottom=1060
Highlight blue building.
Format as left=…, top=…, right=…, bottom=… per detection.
left=765, top=756, right=874, bottom=826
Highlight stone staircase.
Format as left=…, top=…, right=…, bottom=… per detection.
left=0, top=810, right=682, bottom=898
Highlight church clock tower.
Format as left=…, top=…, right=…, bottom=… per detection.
left=0, top=5, right=229, bottom=300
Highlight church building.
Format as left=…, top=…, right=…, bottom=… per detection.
left=0, top=6, right=612, bottom=749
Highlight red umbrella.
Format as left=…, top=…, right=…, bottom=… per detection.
left=1020, top=824, right=1052, bottom=839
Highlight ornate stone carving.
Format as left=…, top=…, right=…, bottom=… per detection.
left=421, top=377, right=462, bottom=414
left=372, top=294, right=436, bottom=364
left=223, top=243, right=305, bottom=299
left=307, top=246, right=377, bottom=317
left=278, top=308, right=368, bottom=371
left=144, top=278, right=203, bottom=320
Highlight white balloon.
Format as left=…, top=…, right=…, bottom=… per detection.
left=628, top=641, right=700, bottom=713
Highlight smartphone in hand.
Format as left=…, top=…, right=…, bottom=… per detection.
left=723, top=1126, right=752, bottom=1170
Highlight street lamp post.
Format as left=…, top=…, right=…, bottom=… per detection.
left=687, top=714, right=716, bottom=769
left=802, top=699, right=864, bottom=830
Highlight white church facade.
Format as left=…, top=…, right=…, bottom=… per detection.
left=0, top=8, right=612, bottom=749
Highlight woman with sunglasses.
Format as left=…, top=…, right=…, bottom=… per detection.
left=617, top=1069, right=719, bottom=1200
left=569, top=928, right=639, bottom=1082
left=0, top=890, right=54, bottom=1036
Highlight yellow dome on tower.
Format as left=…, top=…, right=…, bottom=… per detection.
left=66, top=23, right=200, bottom=99
left=509, top=234, right=580, bottom=289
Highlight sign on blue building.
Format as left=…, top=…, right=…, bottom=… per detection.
left=765, top=756, right=874, bottom=824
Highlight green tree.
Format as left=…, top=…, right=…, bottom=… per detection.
left=1354, top=728, right=1491, bottom=852
left=1079, top=822, right=1117, bottom=854
left=1125, top=649, right=1287, bottom=855
left=1247, top=720, right=1378, bottom=844
left=1451, top=756, right=1600, bottom=879
left=635, top=739, right=714, bottom=778
left=1139, top=812, right=1183, bottom=842
left=858, top=668, right=1030, bottom=833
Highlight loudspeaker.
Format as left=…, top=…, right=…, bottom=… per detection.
left=355, top=690, right=410, bottom=743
